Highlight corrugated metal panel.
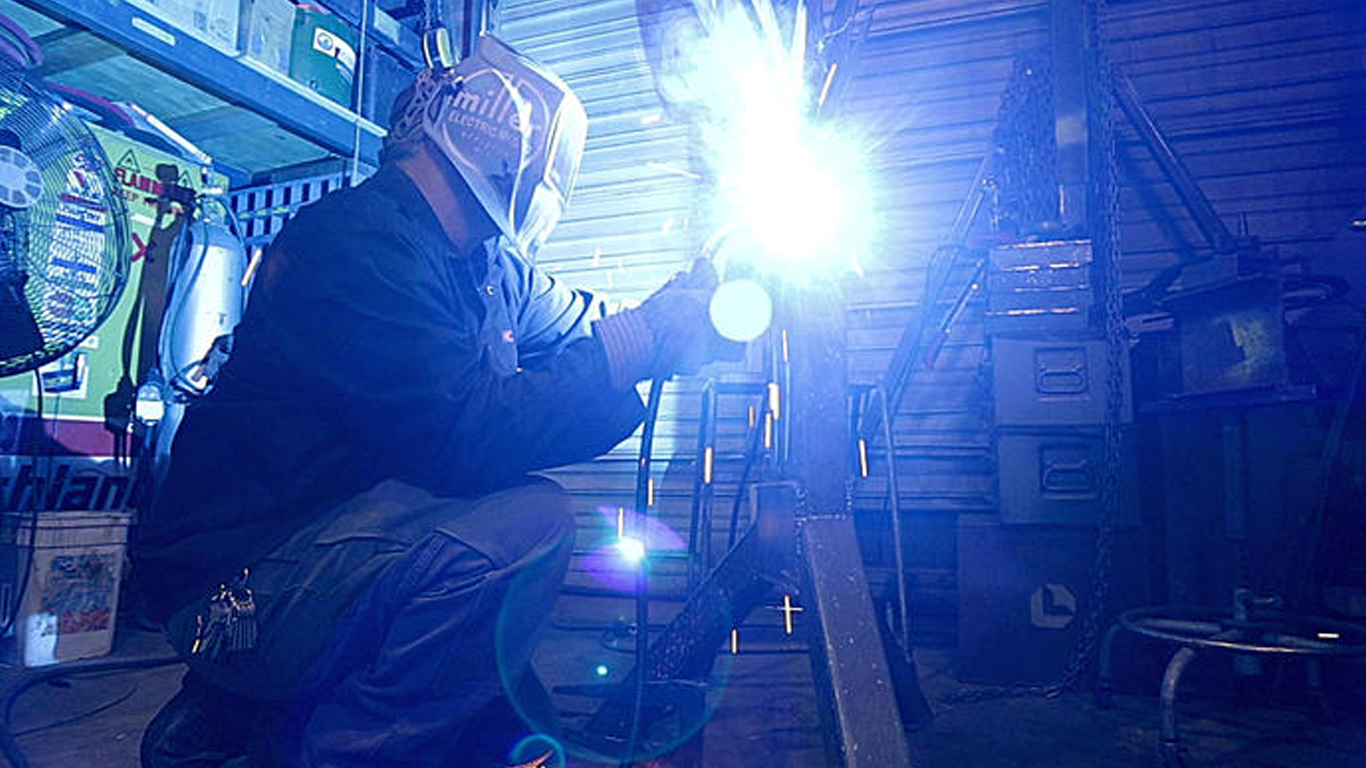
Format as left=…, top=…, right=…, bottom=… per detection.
left=1107, top=0, right=1366, bottom=287
left=494, top=0, right=709, bottom=595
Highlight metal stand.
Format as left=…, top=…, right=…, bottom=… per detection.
left=1096, top=602, right=1366, bottom=767
left=578, top=286, right=924, bottom=767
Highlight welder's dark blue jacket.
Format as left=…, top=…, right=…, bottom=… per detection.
left=134, top=164, right=646, bottom=621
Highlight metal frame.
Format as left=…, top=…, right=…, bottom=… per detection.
left=20, top=0, right=396, bottom=164
left=1097, top=605, right=1366, bottom=768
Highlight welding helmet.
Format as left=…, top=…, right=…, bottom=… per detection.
left=387, top=34, right=587, bottom=259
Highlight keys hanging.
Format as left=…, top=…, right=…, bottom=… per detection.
left=190, top=568, right=257, bottom=663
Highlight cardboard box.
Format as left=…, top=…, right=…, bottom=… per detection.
left=127, top=0, right=241, bottom=55
left=239, top=0, right=295, bottom=74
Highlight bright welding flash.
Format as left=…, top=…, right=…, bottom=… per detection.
left=678, top=2, right=876, bottom=279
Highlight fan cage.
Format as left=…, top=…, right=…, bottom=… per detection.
left=0, top=69, right=129, bottom=379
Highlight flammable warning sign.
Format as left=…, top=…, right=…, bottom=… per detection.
left=0, top=123, right=227, bottom=496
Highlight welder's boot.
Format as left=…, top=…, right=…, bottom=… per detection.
left=141, top=672, right=254, bottom=768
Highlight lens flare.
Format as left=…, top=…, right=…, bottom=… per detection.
left=709, top=278, right=773, bottom=342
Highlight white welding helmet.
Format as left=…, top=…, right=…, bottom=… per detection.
left=388, top=35, right=587, bottom=259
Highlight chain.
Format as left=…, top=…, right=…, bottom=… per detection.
left=1046, top=0, right=1125, bottom=697
left=946, top=0, right=1124, bottom=704
left=992, top=51, right=1059, bottom=235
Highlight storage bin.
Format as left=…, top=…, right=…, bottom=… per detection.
left=289, top=5, right=357, bottom=107
left=1, top=512, right=133, bottom=667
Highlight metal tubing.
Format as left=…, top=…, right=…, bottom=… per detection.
left=687, top=381, right=716, bottom=588
left=727, top=393, right=767, bottom=550
left=874, top=387, right=910, bottom=655
left=1095, top=620, right=1124, bottom=709
left=1158, top=647, right=1197, bottom=768
left=697, top=383, right=719, bottom=574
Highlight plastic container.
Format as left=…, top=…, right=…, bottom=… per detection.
left=289, top=5, right=357, bottom=107
left=1, top=512, right=133, bottom=667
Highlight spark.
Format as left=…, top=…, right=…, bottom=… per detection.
left=646, top=161, right=703, bottom=180
left=657, top=1, right=876, bottom=280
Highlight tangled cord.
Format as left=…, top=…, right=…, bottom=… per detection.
left=0, top=654, right=181, bottom=768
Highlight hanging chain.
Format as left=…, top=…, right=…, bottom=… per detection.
left=947, top=0, right=1124, bottom=704
left=1045, top=0, right=1125, bottom=697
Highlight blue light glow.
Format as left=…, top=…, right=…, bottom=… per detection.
left=659, top=1, right=877, bottom=279
left=594, top=663, right=610, bottom=677
left=616, top=536, right=647, bottom=564
left=709, top=278, right=773, bottom=342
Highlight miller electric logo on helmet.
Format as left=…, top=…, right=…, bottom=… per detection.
left=448, top=71, right=537, bottom=139
left=394, top=34, right=588, bottom=261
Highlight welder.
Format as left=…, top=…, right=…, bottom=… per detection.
left=134, top=34, right=722, bottom=768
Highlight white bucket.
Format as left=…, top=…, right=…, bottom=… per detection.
left=1, top=512, right=133, bottom=667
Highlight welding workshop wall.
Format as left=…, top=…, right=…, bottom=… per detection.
left=492, top=0, right=1366, bottom=647
left=494, top=0, right=708, bottom=598
left=1107, top=0, right=1366, bottom=612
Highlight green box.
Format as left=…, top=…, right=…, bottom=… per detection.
left=289, top=6, right=356, bottom=107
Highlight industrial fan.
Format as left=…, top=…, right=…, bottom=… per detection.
left=0, top=67, right=128, bottom=379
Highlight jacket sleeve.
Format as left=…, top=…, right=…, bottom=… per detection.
left=273, top=230, right=645, bottom=495
left=498, top=241, right=616, bottom=368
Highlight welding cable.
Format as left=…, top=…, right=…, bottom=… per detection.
left=0, top=654, right=181, bottom=768
left=0, top=373, right=44, bottom=641
left=726, top=391, right=769, bottom=549
left=621, top=376, right=665, bottom=767
left=11, top=680, right=137, bottom=737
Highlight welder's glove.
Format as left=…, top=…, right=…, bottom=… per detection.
left=595, top=258, right=720, bottom=390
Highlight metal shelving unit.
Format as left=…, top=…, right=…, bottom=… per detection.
left=8, top=0, right=423, bottom=179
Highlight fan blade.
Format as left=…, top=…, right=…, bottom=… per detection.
left=0, top=94, right=80, bottom=172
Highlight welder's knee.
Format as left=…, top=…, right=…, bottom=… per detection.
left=515, top=476, right=575, bottom=550
left=422, top=477, right=574, bottom=580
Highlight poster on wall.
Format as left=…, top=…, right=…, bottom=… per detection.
left=0, top=124, right=227, bottom=512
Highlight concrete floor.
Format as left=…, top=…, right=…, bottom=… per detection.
left=3, top=594, right=1363, bottom=768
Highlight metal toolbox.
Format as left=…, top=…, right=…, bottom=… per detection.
left=995, top=429, right=1140, bottom=526
left=956, top=515, right=1151, bottom=685
left=992, top=337, right=1131, bottom=426
left=986, top=240, right=1094, bottom=335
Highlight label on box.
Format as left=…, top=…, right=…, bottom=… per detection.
left=313, top=27, right=356, bottom=82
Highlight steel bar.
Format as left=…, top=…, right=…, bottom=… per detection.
left=1112, top=70, right=1240, bottom=255
left=874, top=387, right=910, bottom=655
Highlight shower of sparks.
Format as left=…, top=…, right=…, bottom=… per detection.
left=654, top=0, right=877, bottom=280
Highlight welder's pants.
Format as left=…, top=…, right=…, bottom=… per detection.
left=143, top=478, right=574, bottom=768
